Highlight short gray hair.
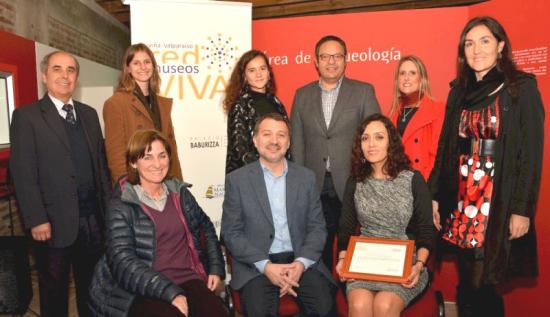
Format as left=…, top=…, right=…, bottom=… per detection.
left=40, top=51, right=80, bottom=75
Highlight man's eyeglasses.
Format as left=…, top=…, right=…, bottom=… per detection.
left=318, top=54, right=345, bottom=62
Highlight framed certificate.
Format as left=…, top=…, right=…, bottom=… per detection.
left=340, top=236, right=415, bottom=283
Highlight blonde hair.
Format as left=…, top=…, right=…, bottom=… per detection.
left=389, top=55, right=432, bottom=118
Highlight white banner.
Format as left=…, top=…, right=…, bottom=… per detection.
left=128, top=0, right=251, bottom=232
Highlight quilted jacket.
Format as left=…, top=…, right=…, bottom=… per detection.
left=89, top=177, right=224, bottom=316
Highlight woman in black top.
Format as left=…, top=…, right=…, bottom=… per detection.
left=224, top=50, right=289, bottom=174
left=429, top=16, right=544, bottom=317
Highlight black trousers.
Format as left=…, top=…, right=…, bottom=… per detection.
left=456, top=249, right=504, bottom=317
left=320, top=172, right=342, bottom=269
left=33, top=214, right=103, bottom=317
left=240, top=252, right=336, bottom=317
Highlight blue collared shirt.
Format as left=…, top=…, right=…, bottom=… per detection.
left=254, top=160, right=315, bottom=273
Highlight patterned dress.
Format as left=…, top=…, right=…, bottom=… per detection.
left=347, top=170, right=429, bottom=305
left=443, top=98, right=501, bottom=249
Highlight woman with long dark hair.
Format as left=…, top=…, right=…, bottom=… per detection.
left=336, top=114, right=435, bottom=316
left=224, top=50, right=289, bottom=174
left=389, top=55, right=444, bottom=180
left=429, top=16, right=544, bottom=316
left=104, top=43, right=182, bottom=183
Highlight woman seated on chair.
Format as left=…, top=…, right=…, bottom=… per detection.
left=336, top=114, right=436, bottom=317
left=89, top=129, right=229, bottom=317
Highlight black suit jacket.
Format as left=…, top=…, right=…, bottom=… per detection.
left=9, top=95, right=111, bottom=247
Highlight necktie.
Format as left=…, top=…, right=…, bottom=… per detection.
left=62, top=104, right=76, bottom=125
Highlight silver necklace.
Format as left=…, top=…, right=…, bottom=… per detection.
left=401, top=107, right=416, bottom=122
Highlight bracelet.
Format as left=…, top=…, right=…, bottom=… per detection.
left=338, top=257, right=345, bottom=261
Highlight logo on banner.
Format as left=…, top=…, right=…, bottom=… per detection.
left=189, top=135, right=228, bottom=149
left=202, top=34, right=240, bottom=73
left=151, top=33, right=241, bottom=100
left=205, top=184, right=225, bottom=199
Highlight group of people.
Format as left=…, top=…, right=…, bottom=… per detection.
left=8, top=15, right=543, bottom=317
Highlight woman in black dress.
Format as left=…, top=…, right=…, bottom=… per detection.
left=429, top=16, right=544, bottom=317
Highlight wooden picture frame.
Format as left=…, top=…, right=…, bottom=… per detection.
left=340, top=236, right=415, bottom=284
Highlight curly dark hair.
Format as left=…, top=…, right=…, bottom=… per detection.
left=350, top=114, right=410, bottom=182
left=223, top=50, right=276, bottom=114
left=457, top=16, right=519, bottom=98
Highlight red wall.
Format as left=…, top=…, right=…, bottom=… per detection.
left=253, top=2, right=549, bottom=315
left=253, top=7, right=468, bottom=114
left=0, top=31, right=37, bottom=179
left=0, top=31, right=38, bottom=106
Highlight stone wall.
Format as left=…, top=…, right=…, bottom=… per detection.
left=1, top=0, right=129, bottom=69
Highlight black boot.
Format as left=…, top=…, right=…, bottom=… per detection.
left=473, top=285, right=504, bottom=317
left=456, top=284, right=474, bottom=317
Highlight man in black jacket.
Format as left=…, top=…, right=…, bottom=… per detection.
left=9, top=51, right=111, bottom=317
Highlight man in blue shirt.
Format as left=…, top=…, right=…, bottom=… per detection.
left=222, top=113, right=336, bottom=316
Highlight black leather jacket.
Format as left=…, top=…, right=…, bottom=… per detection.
left=225, top=87, right=289, bottom=174
left=89, top=178, right=224, bottom=316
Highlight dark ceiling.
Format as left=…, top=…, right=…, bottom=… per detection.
left=95, top=0, right=486, bottom=29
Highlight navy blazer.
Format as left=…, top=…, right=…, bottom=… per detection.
left=221, top=160, right=334, bottom=290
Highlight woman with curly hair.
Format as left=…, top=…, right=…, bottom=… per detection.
left=336, top=114, right=436, bottom=316
left=224, top=50, right=289, bottom=174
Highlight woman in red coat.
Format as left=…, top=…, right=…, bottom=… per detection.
left=389, top=55, right=444, bottom=180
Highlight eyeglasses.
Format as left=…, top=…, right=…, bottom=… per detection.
left=318, top=54, right=345, bottom=62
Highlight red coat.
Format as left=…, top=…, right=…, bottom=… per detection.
left=391, top=96, right=444, bottom=180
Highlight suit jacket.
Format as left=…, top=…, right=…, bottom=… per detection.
left=221, top=160, right=334, bottom=290
left=290, top=77, right=380, bottom=200
left=103, top=91, right=182, bottom=183
left=9, top=95, right=111, bottom=247
left=391, top=96, right=445, bottom=180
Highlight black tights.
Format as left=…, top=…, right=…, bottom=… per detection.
left=457, top=250, right=504, bottom=317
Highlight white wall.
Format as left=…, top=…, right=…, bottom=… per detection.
left=35, top=42, right=120, bottom=133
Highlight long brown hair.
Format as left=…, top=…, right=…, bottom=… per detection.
left=350, top=114, right=410, bottom=182
left=223, top=50, right=276, bottom=114
left=456, top=16, right=519, bottom=97
left=118, top=43, right=161, bottom=94
left=389, top=55, right=432, bottom=118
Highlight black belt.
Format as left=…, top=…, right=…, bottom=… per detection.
left=458, top=138, right=497, bottom=156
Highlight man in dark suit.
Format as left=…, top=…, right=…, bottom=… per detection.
left=291, top=35, right=380, bottom=268
left=9, top=51, right=111, bottom=317
left=222, top=113, right=335, bottom=317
